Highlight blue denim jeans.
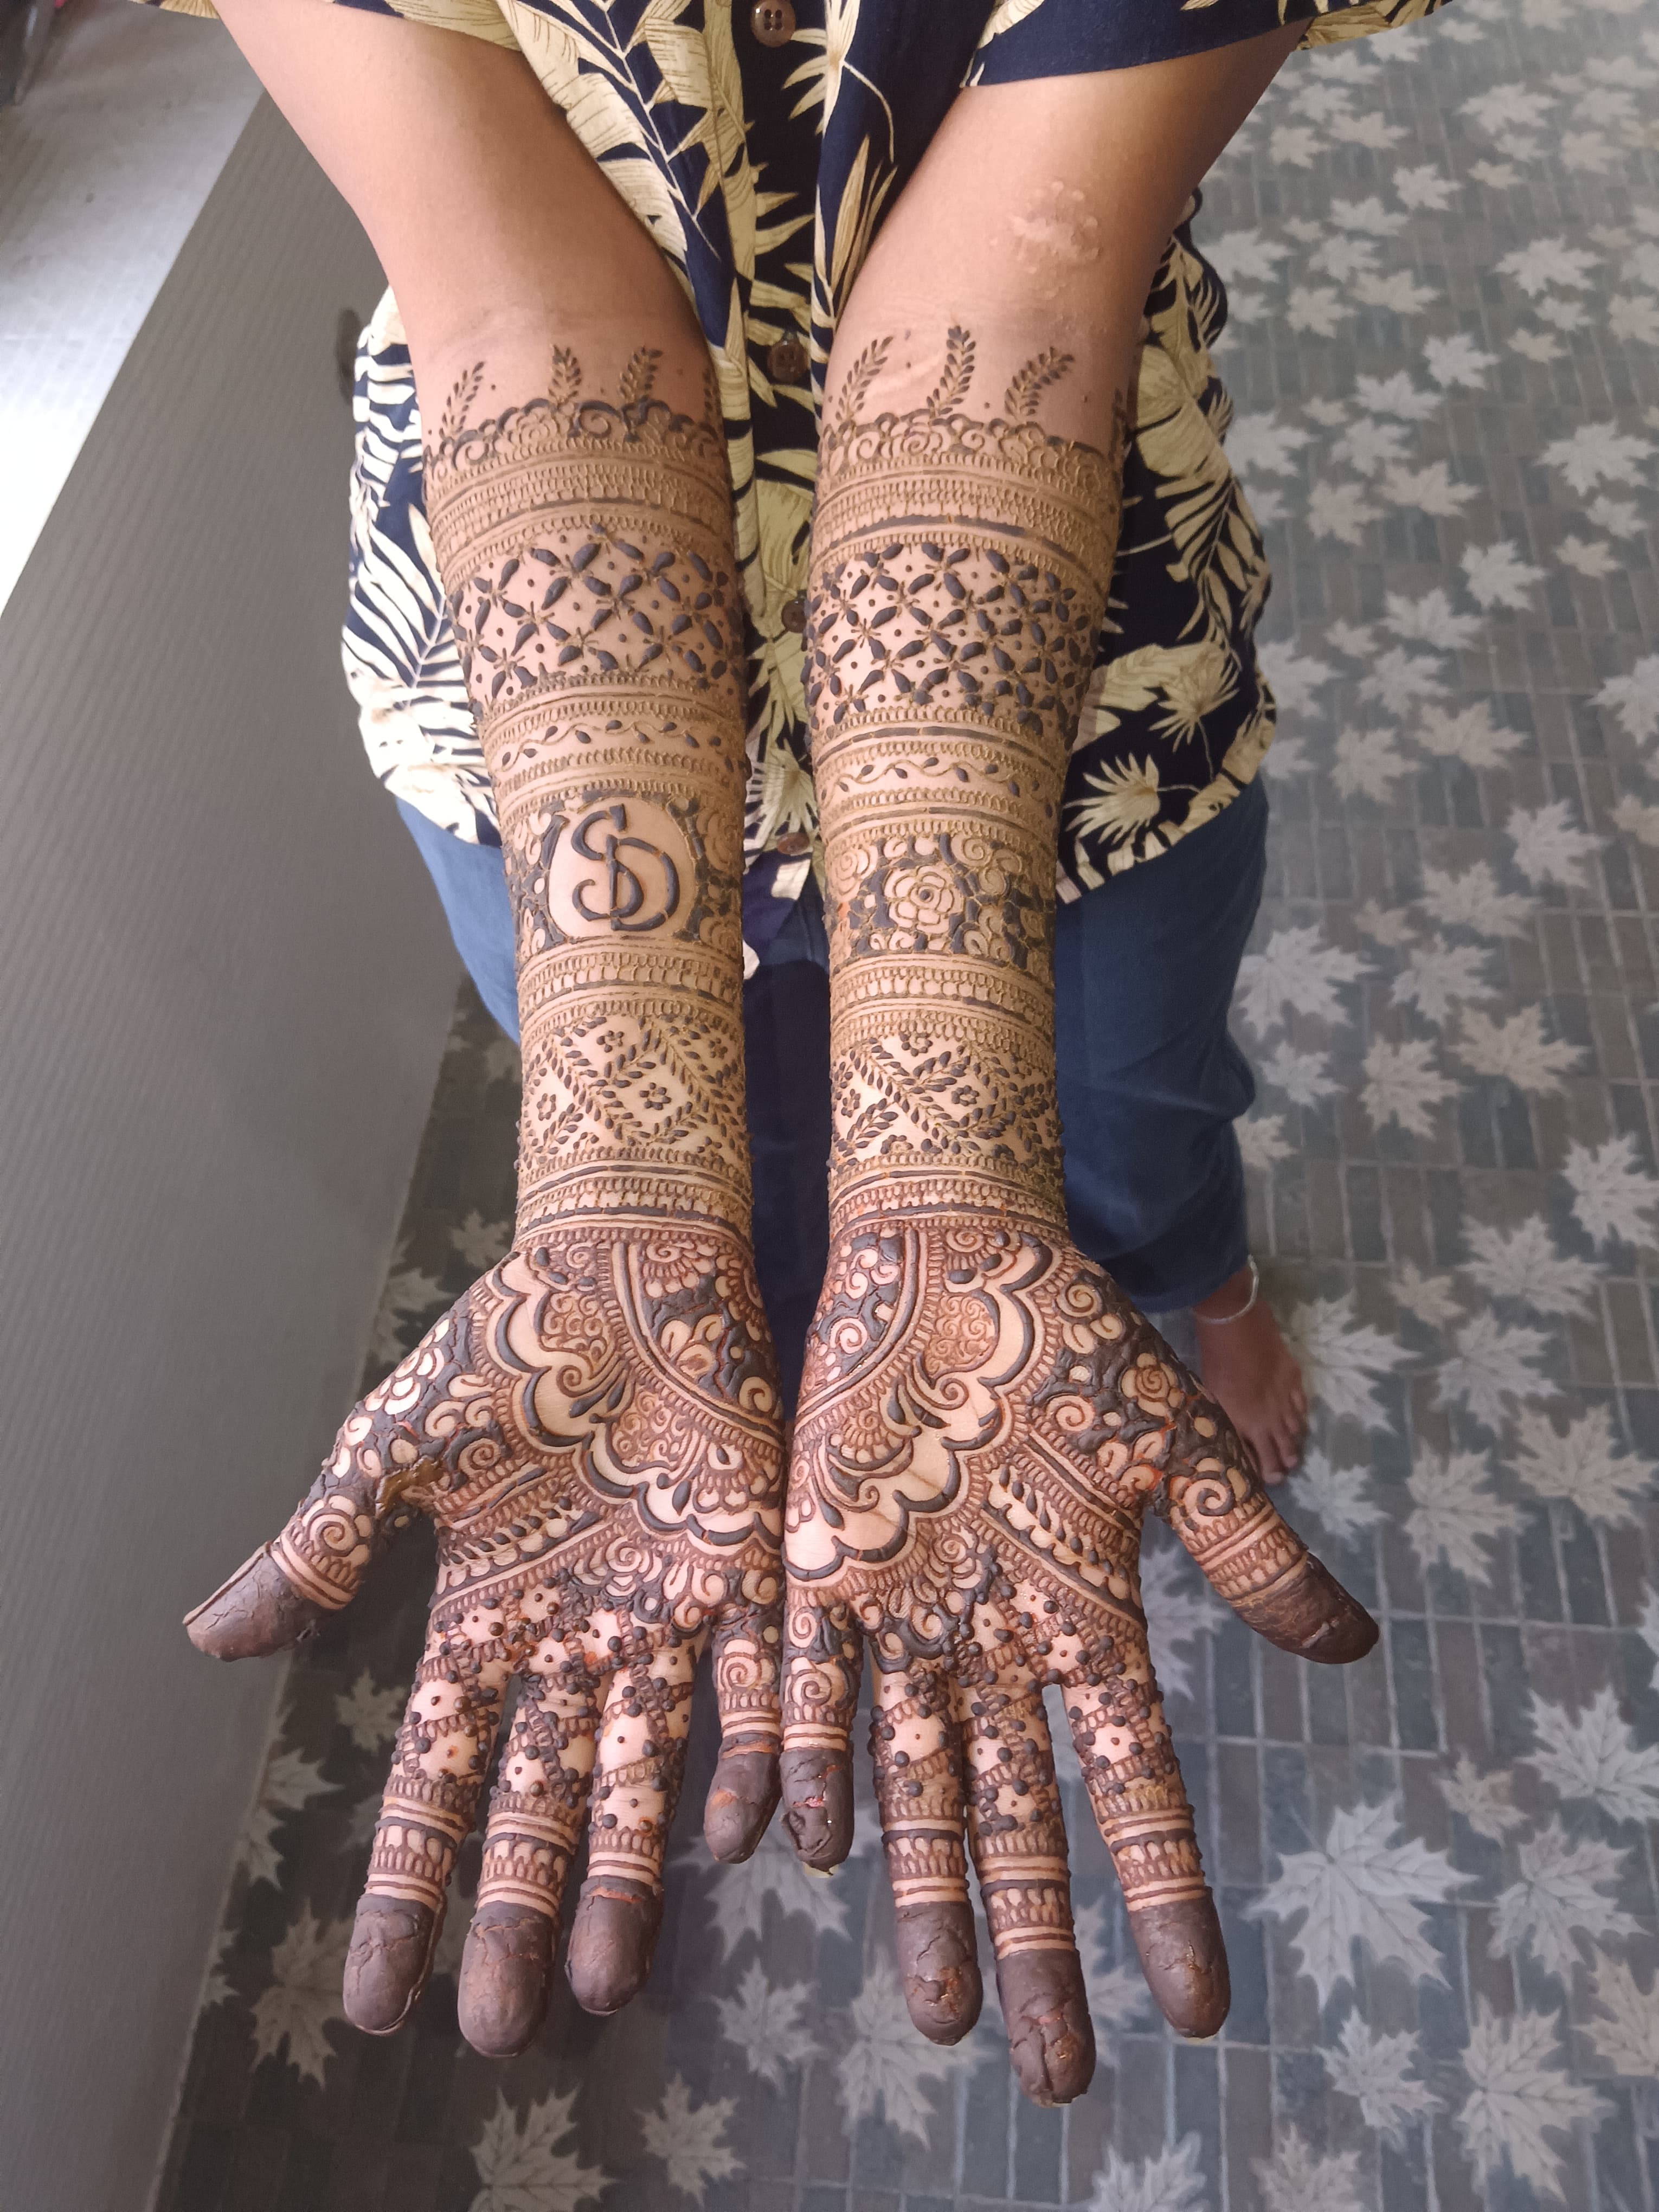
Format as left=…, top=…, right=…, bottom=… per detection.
left=397, top=780, right=1266, bottom=1409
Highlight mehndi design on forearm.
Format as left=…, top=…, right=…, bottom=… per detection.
left=425, top=346, right=750, bottom=1232
left=189, top=351, right=785, bottom=2061
left=781, top=333, right=1377, bottom=2105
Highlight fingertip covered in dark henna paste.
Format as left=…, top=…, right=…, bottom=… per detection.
left=456, top=1902, right=556, bottom=2057
left=703, top=1747, right=780, bottom=1864
left=565, top=1876, right=665, bottom=2015
left=343, top=1896, right=440, bottom=2036
left=779, top=1746, right=854, bottom=1869
left=184, top=1547, right=325, bottom=1660
left=994, top=1950, right=1096, bottom=2107
left=895, top=1901, right=983, bottom=2045
left=1128, top=1895, right=1230, bottom=2041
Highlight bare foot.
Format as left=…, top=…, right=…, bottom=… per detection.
left=1192, top=1264, right=1307, bottom=1486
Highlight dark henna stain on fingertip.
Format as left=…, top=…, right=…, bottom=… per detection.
left=994, top=1951, right=1095, bottom=2107
left=1231, top=1554, right=1379, bottom=1664
left=343, top=1898, right=439, bottom=2036
left=456, top=1904, right=555, bottom=2057
left=779, top=1748, right=853, bottom=1868
left=566, top=1879, right=664, bottom=2015
left=704, top=1748, right=780, bottom=1863
left=184, top=1549, right=326, bottom=1661
left=896, top=1902, right=982, bottom=2044
left=1128, top=1896, right=1230, bottom=2041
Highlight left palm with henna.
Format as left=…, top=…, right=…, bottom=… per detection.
left=189, top=1223, right=782, bottom=2049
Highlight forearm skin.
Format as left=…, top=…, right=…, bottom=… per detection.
left=424, top=351, right=751, bottom=1239
left=806, top=331, right=1129, bottom=1234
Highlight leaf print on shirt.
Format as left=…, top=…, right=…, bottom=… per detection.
left=469, top=2088, right=609, bottom=2212
left=1455, top=2002, right=1609, bottom=2204
left=1249, top=1793, right=1468, bottom=2009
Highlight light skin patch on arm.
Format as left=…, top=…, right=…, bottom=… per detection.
left=1006, top=182, right=1102, bottom=276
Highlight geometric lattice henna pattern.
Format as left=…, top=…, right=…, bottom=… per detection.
left=782, top=332, right=1377, bottom=2107
left=186, top=353, right=783, bottom=2060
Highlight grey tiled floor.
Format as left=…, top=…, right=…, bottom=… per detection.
left=153, top=4, right=1659, bottom=2208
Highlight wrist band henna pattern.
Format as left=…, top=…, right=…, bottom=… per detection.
left=424, top=349, right=751, bottom=1236
left=780, top=332, right=1379, bottom=2107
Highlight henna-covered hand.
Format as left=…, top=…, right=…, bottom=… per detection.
left=787, top=329, right=1377, bottom=2104
left=189, top=1220, right=782, bottom=2055
left=781, top=1215, right=1371, bottom=2100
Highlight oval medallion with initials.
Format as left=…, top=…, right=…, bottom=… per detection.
left=546, top=796, right=692, bottom=938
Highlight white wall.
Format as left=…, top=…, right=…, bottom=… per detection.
left=0, top=96, right=459, bottom=2211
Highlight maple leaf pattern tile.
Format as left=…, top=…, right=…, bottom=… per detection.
left=153, top=2, right=1659, bottom=2206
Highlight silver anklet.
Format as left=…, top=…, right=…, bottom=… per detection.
left=1194, top=1255, right=1259, bottom=1326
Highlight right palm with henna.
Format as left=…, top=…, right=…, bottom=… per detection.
left=781, top=1211, right=1373, bottom=2095
left=188, top=1218, right=783, bottom=2056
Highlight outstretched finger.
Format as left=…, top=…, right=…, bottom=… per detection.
left=345, top=1592, right=518, bottom=2035
left=186, top=1306, right=487, bottom=1658
left=704, top=1596, right=782, bottom=1864
left=456, top=1632, right=600, bottom=2057
left=960, top=1661, right=1094, bottom=2107
left=1059, top=1613, right=1227, bottom=2040
left=872, top=1660, right=981, bottom=2045
left=780, top=1591, right=862, bottom=1869
left=1161, top=1400, right=1378, bottom=1663
left=565, top=1625, right=699, bottom=2016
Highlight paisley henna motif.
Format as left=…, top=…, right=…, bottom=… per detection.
left=785, top=333, right=1377, bottom=2106
left=189, top=352, right=783, bottom=2059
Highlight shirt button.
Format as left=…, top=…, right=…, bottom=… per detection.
left=767, top=336, right=808, bottom=385
left=750, top=1, right=795, bottom=46
left=780, top=594, right=808, bottom=634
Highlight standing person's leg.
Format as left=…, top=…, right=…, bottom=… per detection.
left=1053, top=779, right=1308, bottom=1481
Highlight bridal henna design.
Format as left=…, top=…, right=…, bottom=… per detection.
left=782, top=332, right=1377, bottom=2105
left=187, top=352, right=783, bottom=2059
